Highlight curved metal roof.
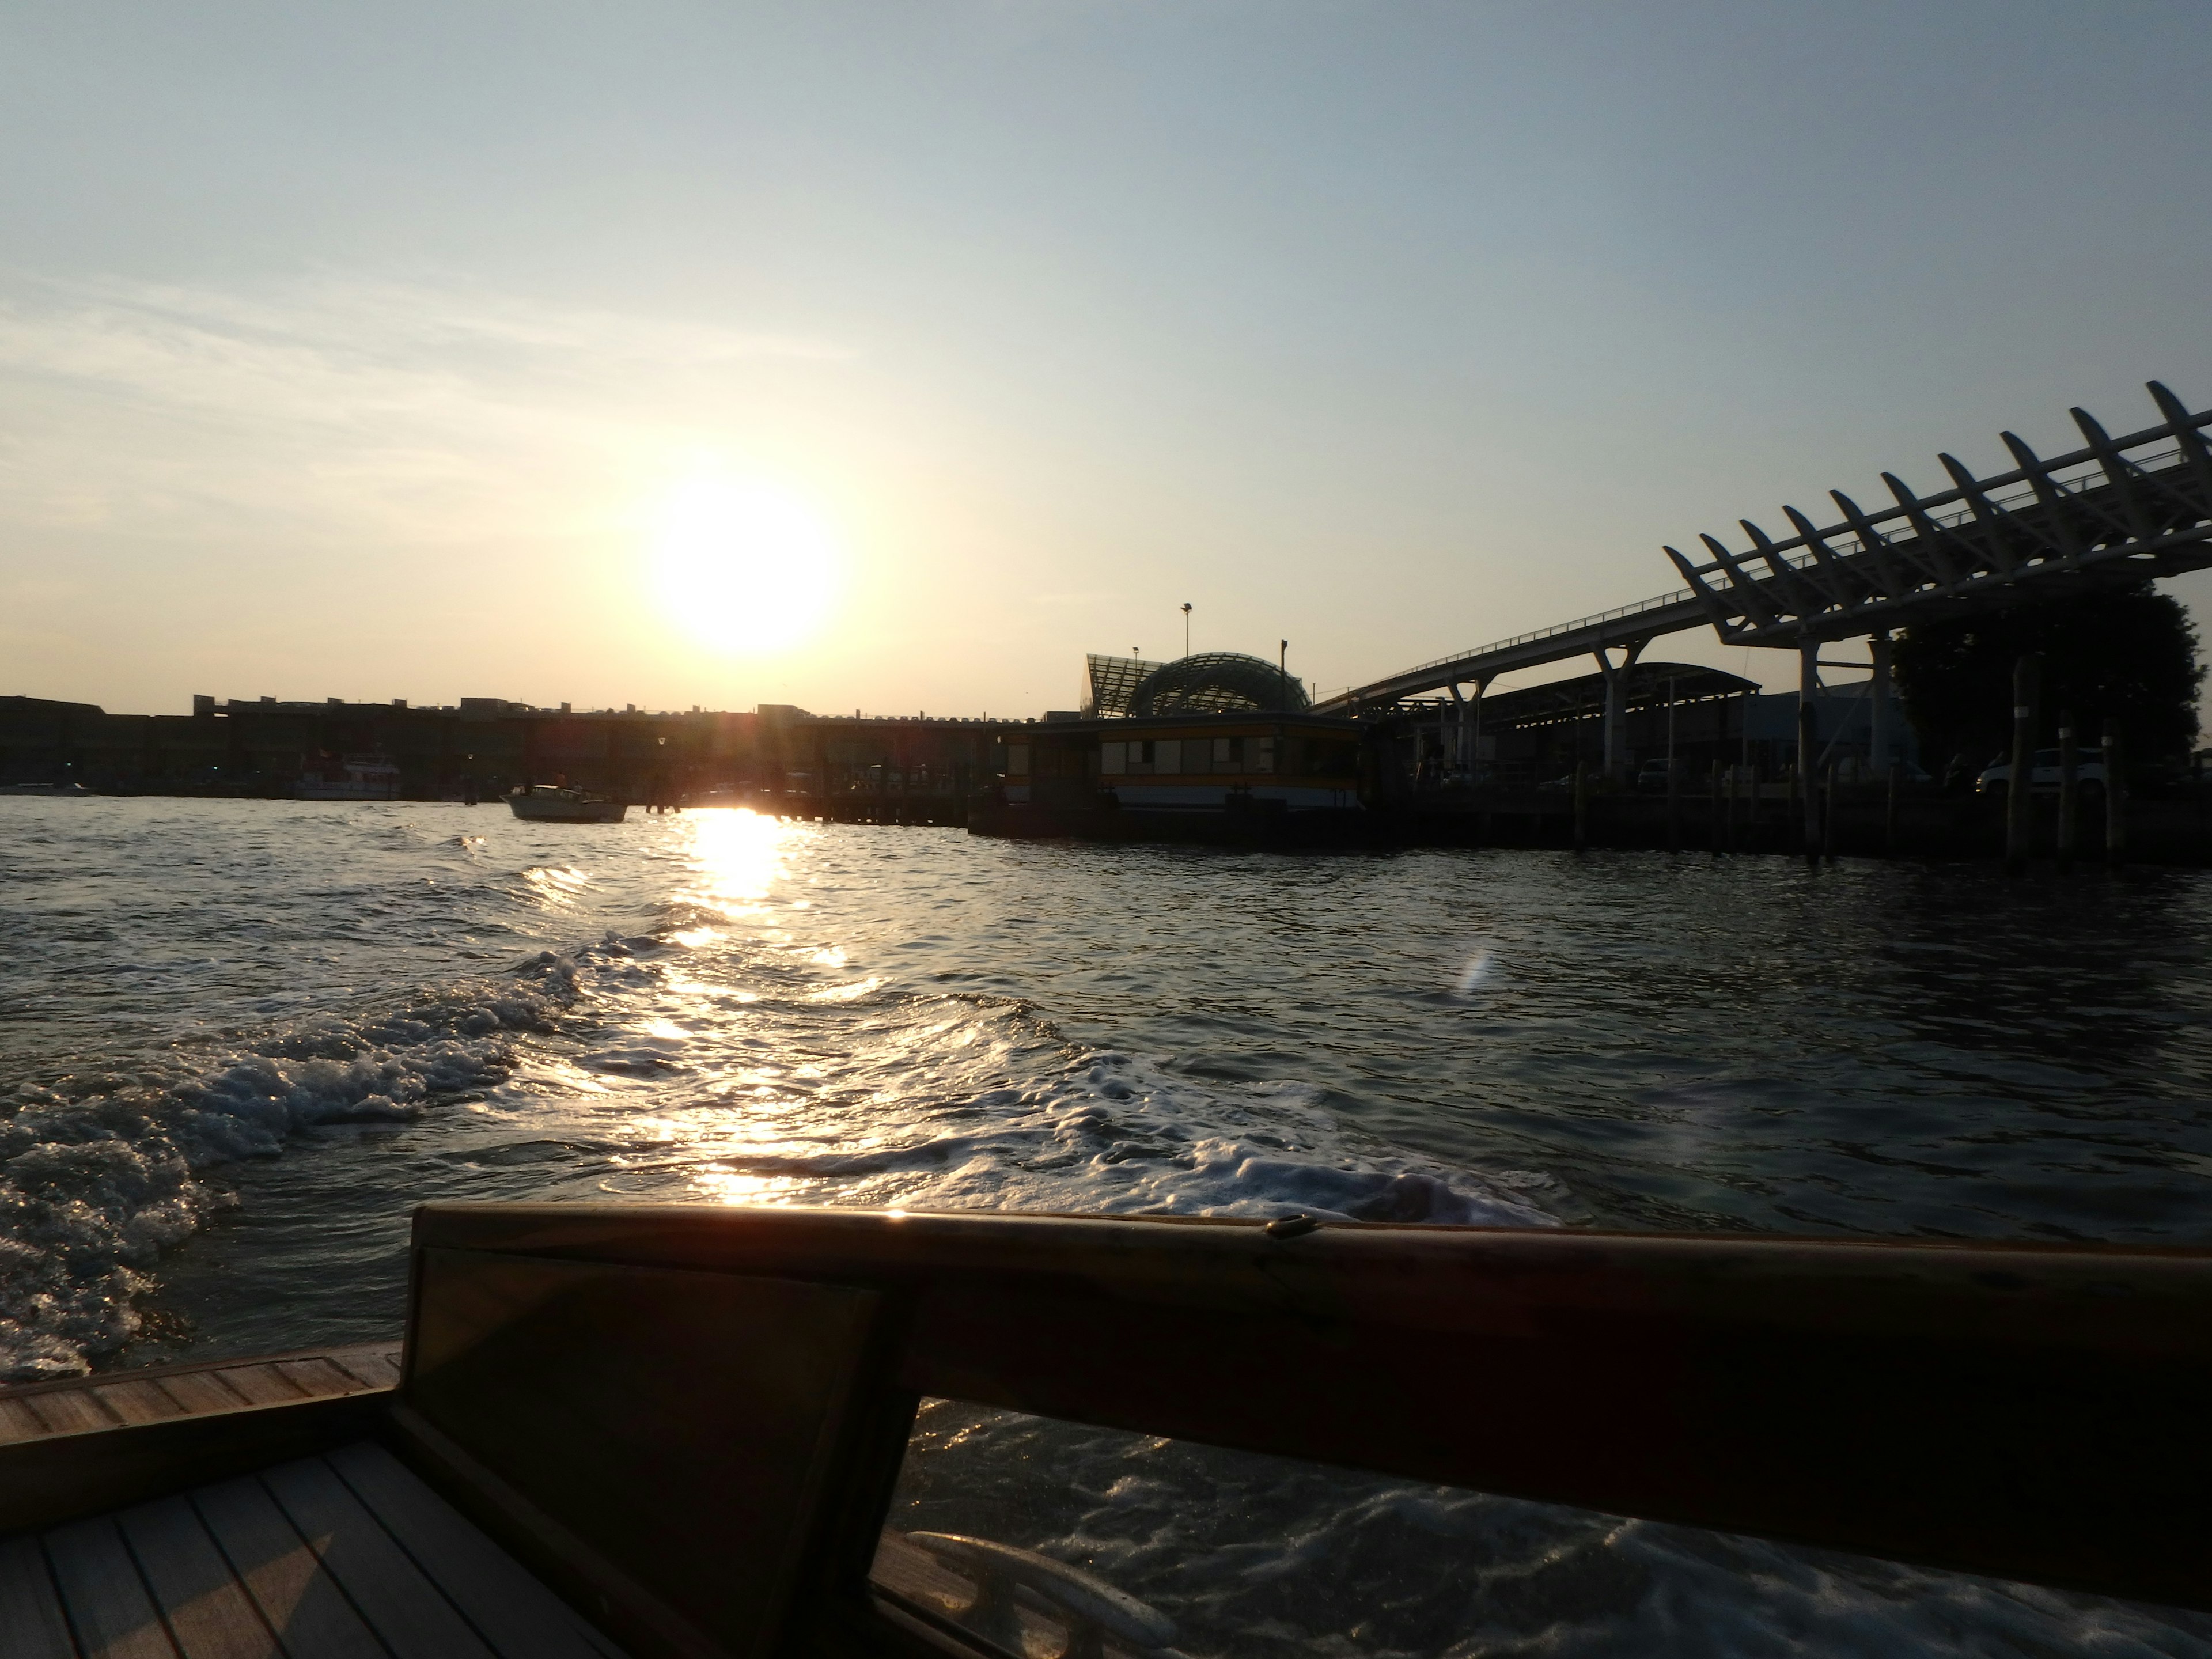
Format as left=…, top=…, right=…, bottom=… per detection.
left=1128, top=653, right=1309, bottom=717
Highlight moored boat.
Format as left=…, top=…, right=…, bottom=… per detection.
left=508, top=783, right=627, bottom=823
left=298, top=755, right=402, bottom=800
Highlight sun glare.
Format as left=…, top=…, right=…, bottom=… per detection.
left=650, top=474, right=841, bottom=654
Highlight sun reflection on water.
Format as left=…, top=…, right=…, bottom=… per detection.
left=691, top=1169, right=808, bottom=1206
left=520, top=865, right=591, bottom=908
left=676, top=807, right=797, bottom=921
left=588, top=808, right=852, bottom=1208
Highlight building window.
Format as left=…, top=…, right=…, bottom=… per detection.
left=1308, top=739, right=1355, bottom=778
left=1252, top=736, right=1275, bottom=774
left=1154, top=739, right=1180, bottom=775
left=1006, top=744, right=1029, bottom=777
left=1100, top=741, right=1126, bottom=775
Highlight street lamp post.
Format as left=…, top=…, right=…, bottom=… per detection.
left=1181, top=603, right=1192, bottom=657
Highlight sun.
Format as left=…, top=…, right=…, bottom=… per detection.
left=649, top=474, right=841, bottom=654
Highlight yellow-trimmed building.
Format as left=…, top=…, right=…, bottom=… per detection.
left=988, top=711, right=1367, bottom=833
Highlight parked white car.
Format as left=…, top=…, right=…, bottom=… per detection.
left=1976, top=748, right=2109, bottom=796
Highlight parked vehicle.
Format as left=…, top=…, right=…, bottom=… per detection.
left=1976, top=748, right=2108, bottom=797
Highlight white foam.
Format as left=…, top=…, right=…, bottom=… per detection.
left=585, top=1030, right=1562, bottom=1230
left=0, top=969, right=575, bottom=1380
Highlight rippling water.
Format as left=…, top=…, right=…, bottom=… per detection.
left=6, top=797, right=2211, bottom=1653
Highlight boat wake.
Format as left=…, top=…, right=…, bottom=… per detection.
left=0, top=970, right=575, bottom=1381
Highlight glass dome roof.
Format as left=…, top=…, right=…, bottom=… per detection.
left=1127, top=653, right=1309, bottom=717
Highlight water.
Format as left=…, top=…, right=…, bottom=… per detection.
left=5, top=797, right=2211, bottom=1653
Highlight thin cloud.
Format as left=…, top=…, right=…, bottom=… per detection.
left=0, top=272, right=858, bottom=544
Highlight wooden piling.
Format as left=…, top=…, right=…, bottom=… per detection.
left=1885, top=762, right=1900, bottom=857
left=1666, top=759, right=1680, bottom=853
left=2105, top=718, right=2127, bottom=867
left=2004, top=654, right=2040, bottom=877
left=2056, top=710, right=2077, bottom=875
left=1572, top=761, right=1588, bottom=850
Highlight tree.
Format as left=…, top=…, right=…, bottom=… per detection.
left=1892, top=584, right=2203, bottom=771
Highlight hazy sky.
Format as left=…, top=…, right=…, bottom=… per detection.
left=6, top=2, right=2211, bottom=717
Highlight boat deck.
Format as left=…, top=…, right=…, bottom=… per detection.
left=2, top=1440, right=625, bottom=1658
left=0, top=1347, right=403, bottom=1447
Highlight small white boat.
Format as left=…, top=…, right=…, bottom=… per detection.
left=298, top=755, right=402, bottom=800
left=508, top=784, right=627, bottom=823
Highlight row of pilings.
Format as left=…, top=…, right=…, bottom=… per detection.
left=1395, top=764, right=2212, bottom=866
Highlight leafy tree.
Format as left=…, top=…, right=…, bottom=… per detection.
left=1892, top=584, right=2203, bottom=771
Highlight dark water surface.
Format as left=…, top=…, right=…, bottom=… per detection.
left=5, top=797, right=2210, bottom=1654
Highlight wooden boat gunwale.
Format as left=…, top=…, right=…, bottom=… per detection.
left=5, top=1207, right=2211, bottom=1658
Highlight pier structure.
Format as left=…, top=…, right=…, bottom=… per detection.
left=0, top=695, right=999, bottom=816
left=1319, top=382, right=2212, bottom=788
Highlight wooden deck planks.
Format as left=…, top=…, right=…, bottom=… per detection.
left=0, top=1344, right=404, bottom=1458
left=90, top=1382, right=189, bottom=1428
left=269, top=1359, right=358, bottom=1400
left=324, top=1347, right=402, bottom=1389
left=327, top=1441, right=617, bottom=1659
left=190, top=1475, right=390, bottom=1659
left=149, top=1373, right=247, bottom=1418
left=0, top=1394, right=49, bottom=1445
left=0, top=1535, right=78, bottom=1659
left=28, top=1388, right=123, bottom=1438
left=262, top=1456, right=500, bottom=1659
left=116, top=1496, right=281, bottom=1659
left=5, top=1439, right=629, bottom=1659
left=44, top=1514, right=180, bottom=1659
left=197, top=1368, right=303, bottom=1410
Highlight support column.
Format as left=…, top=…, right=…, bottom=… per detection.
left=1446, top=682, right=1467, bottom=776
left=2105, top=718, right=2127, bottom=866
left=2006, top=654, right=2041, bottom=877
left=2058, top=708, right=2078, bottom=874
left=1798, top=639, right=1820, bottom=858
left=1597, top=641, right=1646, bottom=785
left=1597, top=652, right=1620, bottom=781
left=1869, top=631, right=1895, bottom=777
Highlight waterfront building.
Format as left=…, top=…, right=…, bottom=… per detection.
left=997, top=712, right=1364, bottom=817
left=974, top=650, right=1367, bottom=836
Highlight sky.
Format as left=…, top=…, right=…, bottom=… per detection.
left=5, top=1, right=2212, bottom=718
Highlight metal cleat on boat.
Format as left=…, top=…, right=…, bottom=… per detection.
left=907, top=1531, right=1181, bottom=1659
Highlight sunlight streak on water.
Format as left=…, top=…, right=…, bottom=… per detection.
left=679, top=806, right=796, bottom=919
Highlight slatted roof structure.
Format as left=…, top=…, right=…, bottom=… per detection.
left=1320, top=381, right=2212, bottom=714
left=1666, top=380, right=2212, bottom=645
